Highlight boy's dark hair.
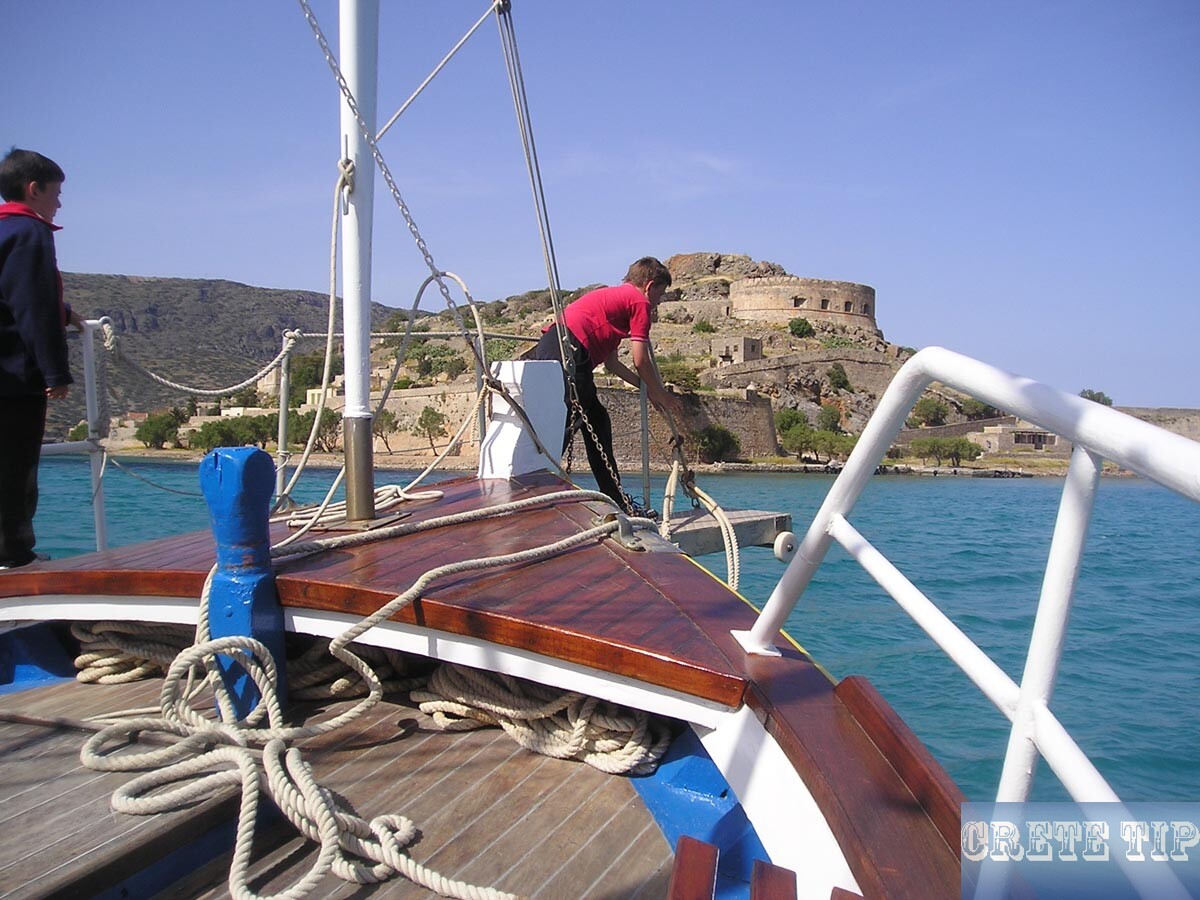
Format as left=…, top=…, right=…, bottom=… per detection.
left=0, top=148, right=65, bottom=202
left=623, top=257, right=672, bottom=288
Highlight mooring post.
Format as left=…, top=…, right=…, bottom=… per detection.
left=199, top=447, right=287, bottom=718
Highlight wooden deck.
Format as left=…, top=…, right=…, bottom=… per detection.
left=0, top=470, right=966, bottom=899
left=0, top=677, right=672, bottom=900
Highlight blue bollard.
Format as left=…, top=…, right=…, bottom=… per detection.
left=199, top=447, right=287, bottom=718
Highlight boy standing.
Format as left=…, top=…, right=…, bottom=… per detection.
left=531, top=256, right=684, bottom=514
left=0, top=148, right=80, bottom=569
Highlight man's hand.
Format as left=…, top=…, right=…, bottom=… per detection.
left=46, top=385, right=69, bottom=400
left=68, top=309, right=86, bottom=330
left=653, top=390, right=684, bottom=420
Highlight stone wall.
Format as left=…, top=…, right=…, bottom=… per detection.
left=729, top=276, right=879, bottom=333
left=573, top=387, right=777, bottom=465
left=354, top=382, right=777, bottom=465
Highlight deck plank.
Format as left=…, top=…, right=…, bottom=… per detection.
left=0, top=470, right=965, bottom=899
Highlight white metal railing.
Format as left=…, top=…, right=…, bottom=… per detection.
left=734, top=346, right=1200, bottom=810
left=41, top=319, right=108, bottom=550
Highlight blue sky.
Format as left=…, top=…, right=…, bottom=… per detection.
left=7, top=1, right=1198, bottom=407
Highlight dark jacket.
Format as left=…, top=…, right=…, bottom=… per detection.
left=0, top=206, right=72, bottom=396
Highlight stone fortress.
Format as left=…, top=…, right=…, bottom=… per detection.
left=659, top=252, right=879, bottom=336
left=728, top=276, right=879, bottom=334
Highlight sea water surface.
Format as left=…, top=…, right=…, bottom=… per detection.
left=30, top=456, right=1200, bottom=803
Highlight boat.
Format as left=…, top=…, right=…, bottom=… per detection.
left=4, top=4, right=1200, bottom=899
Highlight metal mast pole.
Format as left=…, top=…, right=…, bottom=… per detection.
left=339, top=0, right=378, bottom=522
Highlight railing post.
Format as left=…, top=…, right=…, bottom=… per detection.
left=640, top=381, right=651, bottom=509
left=199, top=447, right=287, bottom=718
left=737, top=355, right=936, bottom=653
left=81, top=320, right=107, bottom=550
left=995, top=445, right=1102, bottom=802
left=275, top=340, right=291, bottom=504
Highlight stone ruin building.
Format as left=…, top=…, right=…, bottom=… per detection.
left=728, top=276, right=878, bottom=335
left=663, top=252, right=880, bottom=337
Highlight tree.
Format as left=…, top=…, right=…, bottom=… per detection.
left=229, top=386, right=260, bottom=408
left=909, top=396, right=949, bottom=427
left=817, top=403, right=842, bottom=433
left=694, top=425, right=740, bottom=463
left=288, top=350, right=343, bottom=407
left=946, top=437, right=982, bottom=467
left=788, top=317, right=815, bottom=338
left=68, top=422, right=90, bottom=441
left=1079, top=389, right=1113, bottom=406
left=961, top=398, right=1000, bottom=420
left=288, top=408, right=340, bottom=452
left=135, top=412, right=180, bottom=449
left=827, top=362, right=851, bottom=392
left=411, top=406, right=448, bottom=453
left=373, top=408, right=399, bottom=452
left=909, top=436, right=944, bottom=466
left=780, top=421, right=814, bottom=458
left=775, top=408, right=808, bottom=434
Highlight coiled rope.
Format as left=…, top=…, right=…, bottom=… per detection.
left=414, top=663, right=671, bottom=775
left=80, top=488, right=662, bottom=900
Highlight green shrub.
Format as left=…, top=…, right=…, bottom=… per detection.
left=135, top=412, right=180, bottom=449
left=908, top=396, right=949, bottom=427
left=695, top=425, right=741, bottom=463
left=788, top=317, right=815, bottom=338
left=775, top=408, right=808, bottom=433
left=692, top=319, right=716, bottom=333
left=827, top=362, right=852, bottom=392
left=1079, top=388, right=1113, bottom=406
left=817, top=403, right=843, bottom=433
left=658, top=359, right=700, bottom=392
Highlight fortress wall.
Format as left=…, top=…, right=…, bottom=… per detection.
left=582, top=388, right=778, bottom=464
left=729, top=276, right=879, bottom=332
left=703, top=347, right=903, bottom=397
left=367, top=381, right=778, bottom=465
left=658, top=299, right=733, bottom=323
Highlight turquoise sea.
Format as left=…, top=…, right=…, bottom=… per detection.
left=30, top=456, right=1200, bottom=803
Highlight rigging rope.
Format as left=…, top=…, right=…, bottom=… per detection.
left=80, top=487, right=664, bottom=900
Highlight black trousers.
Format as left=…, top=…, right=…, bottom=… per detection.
left=530, top=326, right=628, bottom=511
left=0, top=394, right=47, bottom=567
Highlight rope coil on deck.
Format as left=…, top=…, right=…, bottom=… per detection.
left=79, top=489, right=664, bottom=900
left=413, top=663, right=672, bottom=775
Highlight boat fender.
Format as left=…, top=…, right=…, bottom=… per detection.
left=773, top=530, right=797, bottom=563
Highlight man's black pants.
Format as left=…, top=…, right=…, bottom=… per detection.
left=530, top=326, right=628, bottom=511
left=0, top=394, right=47, bottom=567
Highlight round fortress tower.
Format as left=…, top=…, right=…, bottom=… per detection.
left=729, top=276, right=879, bottom=334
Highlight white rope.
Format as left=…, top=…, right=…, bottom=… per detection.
left=660, top=461, right=742, bottom=590
left=413, top=663, right=672, bottom=775
left=97, top=318, right=299, bottom=399
left=81, top=489, right=651, bottom=900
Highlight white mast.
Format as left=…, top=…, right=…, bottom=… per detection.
left=338, top=0, right=379, bottom=521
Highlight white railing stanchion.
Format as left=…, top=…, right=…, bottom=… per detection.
left=81, top=320, right=107, bottom=550
left=996, top=445, right=1102, bottom=802
left=737, top=355, right=935, bottom=654
left=275, top=344, right=292, bottom=503
left=739, top=345, right=1200, bottom=816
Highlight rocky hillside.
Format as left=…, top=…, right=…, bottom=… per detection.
left=53, top=273, right=392, bottom=438
left=52, top=253, right=921, bottom=444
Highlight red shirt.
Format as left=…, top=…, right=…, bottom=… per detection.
left=563, top=282, right=651, bottom=369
